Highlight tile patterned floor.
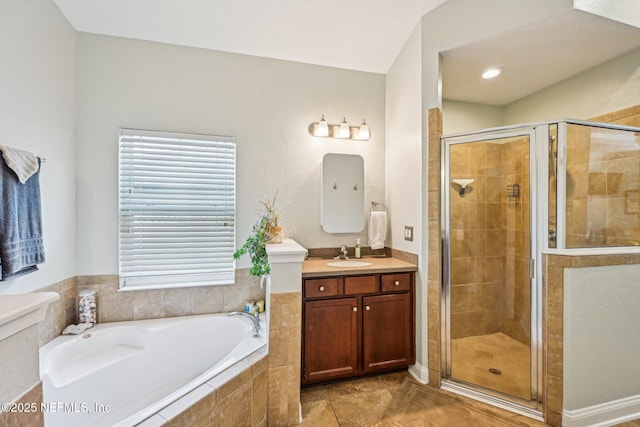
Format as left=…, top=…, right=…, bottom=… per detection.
left=451, top=333, right=531, bottom=400
left=300, top=371, right=549, bottom=426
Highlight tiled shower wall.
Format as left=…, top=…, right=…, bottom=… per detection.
left=500, top=138, right=531, bottom=345
left=449, top=138, right=530, bottom=345
left=450, top=143, right=503, bottom=339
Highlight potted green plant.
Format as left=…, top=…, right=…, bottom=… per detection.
left=234, top=193, right=282, bottom=277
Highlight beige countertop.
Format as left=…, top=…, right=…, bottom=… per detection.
left=302, top=257, right=418, bottom=278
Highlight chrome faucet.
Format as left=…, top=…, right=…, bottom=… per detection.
left=229, top=311, right=261, bottom=337
left=336, top=244, right=349, bottom=260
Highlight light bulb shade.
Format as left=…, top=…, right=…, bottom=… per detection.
left=315, top=115, right=329, bottom=137
left=358, top=119, right=370, bottom=140
left=338, top=117, right=350, bottom=138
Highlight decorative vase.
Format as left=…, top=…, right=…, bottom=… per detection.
left=269, top=226, right=284, bottom=243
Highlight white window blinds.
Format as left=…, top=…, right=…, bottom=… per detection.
left=118, top=129, right=236, bottom=289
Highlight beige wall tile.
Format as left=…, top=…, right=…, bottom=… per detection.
left=164, top=388, right=217, bottom=427
left=427, top=108, right=443, bottom=387
left=251, top=368, right=268, bottom=427
left=217, top=368, right=251, bottom=402
left=267, top=366, right=292, bottom=426
left=132, top=289, right=166, bottom=320
left=428, top=221, right=441, bottom=252
left=192, top=285, right=226, bottom=315
left=428, top=160, right=441, bottom=192
left=268, top=291, right=301, bottom=426
left=216, top=382, right=252, bottom=427
left=0, top=382, right=43, bottom=427
left=38, top=277, right=77, bottom=346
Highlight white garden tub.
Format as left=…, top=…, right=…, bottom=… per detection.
left=40, top=313, right=266, bottom=427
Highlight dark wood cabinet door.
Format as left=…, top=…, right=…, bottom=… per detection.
left=362, top=293, right=413, bottom=373
left=303, top=297, right=358, bottom=384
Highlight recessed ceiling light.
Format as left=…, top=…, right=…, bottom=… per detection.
left=482, top=68, right=501, bottom=79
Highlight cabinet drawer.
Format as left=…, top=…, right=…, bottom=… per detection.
left=344, top=275, right=378, bottom=295
left=304, top=278, right=339, bottom=298
left=381, top=273, right=411, bottom=292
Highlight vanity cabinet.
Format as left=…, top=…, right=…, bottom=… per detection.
left=302, top=271, right=415, bottom=385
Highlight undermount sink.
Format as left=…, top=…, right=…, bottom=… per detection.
left=326, top=260, right=372, bottom=267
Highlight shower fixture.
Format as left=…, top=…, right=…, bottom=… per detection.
left=451, top=178, right=475, bottom=196
left=507, top=184, right=520, bottom=198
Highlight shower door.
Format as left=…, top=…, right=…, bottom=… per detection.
left=441, top=126, right=541, bottom=411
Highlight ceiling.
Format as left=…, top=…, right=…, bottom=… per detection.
left=53, top=0, right=448, bottom=74
left=442, top=11, right=640, bottom=106
left=53, top=1, right=640, bottom=106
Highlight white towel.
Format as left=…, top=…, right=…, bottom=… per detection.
left=369, top=211, right=387, bottom=250
left=0, top=145, right=39, bottom=184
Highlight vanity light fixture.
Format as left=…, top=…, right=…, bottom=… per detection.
left=357, top=119, right=370, bottom=140
left=482, top=68, right=502, bottom=79
left=337, top=117, right=351, bottom=139
left=315, top=114, right=329, bottom=137
left=308, top=116, right=371, bottom=141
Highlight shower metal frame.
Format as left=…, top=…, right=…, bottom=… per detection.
left=440, top=118, right=640, bottom=419
left=440, top=123, right=547, bottom=418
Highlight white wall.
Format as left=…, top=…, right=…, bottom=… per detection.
left=504, top=47, right=640, bottom=124
left=564, top=264, right=640, bottom=410
left=0, top=0, right=76, bottom=294
left=442, top=100, right=504, bottom=134
left=75, top=33, right=385, bottom=275
left=385, top=24, right=426, bottom=369
left=386, top=25, right=423, bottom=258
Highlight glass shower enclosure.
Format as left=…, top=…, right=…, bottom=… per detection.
left=440, top=119, right=640, bottom=416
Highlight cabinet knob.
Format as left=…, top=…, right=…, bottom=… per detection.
left=319, top=286, right=325, bottom=292
left=352, top=307, right=358, bottom=312
left=365, top=305, right=371, bottom=311
left=394, top=280, right=400, bottom=286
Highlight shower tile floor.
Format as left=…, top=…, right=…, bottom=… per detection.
left=451, top=332, right=531, bottom=400
left=300, top=371, right=548, bottom=426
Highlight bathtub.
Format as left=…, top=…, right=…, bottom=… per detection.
left=39, top=313, right=267, bottom=427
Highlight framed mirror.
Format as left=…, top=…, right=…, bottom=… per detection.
left=321, top=153, right=365, bottom=233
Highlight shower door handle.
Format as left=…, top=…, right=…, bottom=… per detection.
left=529, top=259, right=535, bottom=279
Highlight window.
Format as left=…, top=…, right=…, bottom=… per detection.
left=118, top=129, right=236, bottom=289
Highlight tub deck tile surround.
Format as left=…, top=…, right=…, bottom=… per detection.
left=0, top=381, right=43, bottom=427
left=37, top=277, right=76, bottom=347
left=265, top=239, right=307, bottom=426
left=150, top=347, right=268, bottom=427
left=35, top=269, right=263, bottom=343
left=28, top=270, right=264, bottom=427
left=73, top=270, right=264, bottom=324
left=268, top=291, right=302, bottom=426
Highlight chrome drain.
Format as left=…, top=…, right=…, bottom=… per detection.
left=488, top=368, right=502, bottom=375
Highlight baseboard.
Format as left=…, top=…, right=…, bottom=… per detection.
left=409, top=362, right=428, bottom=384
left=563, top=394, right=640, bottom=427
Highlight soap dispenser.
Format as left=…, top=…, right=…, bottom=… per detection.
left=355, top=239, right=362, bottom=259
